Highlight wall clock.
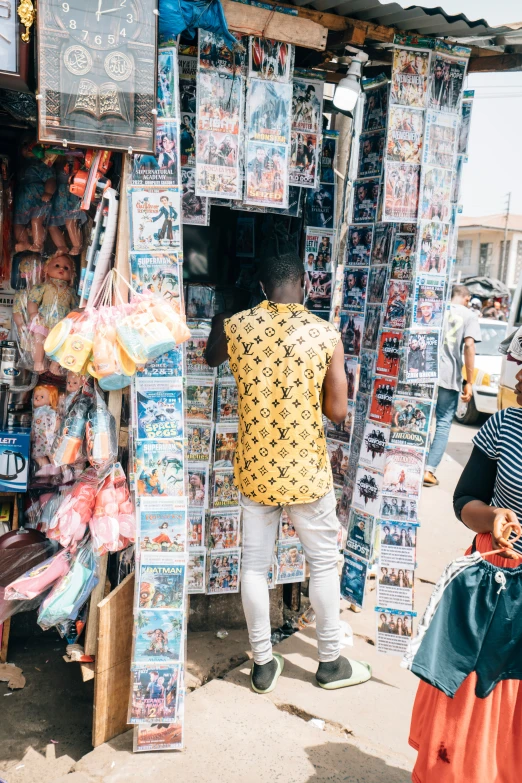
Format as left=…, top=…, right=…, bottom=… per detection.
left=37, top=0, right=157, bottom=152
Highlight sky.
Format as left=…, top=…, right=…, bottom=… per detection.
left=394, top=0, right=522, bottom=217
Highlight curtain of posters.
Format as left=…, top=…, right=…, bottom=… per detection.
left=196, top=31, right=246, bottom=201
left=128, top=41, right=189, bottom=754
left=289, top=71, right=324, bottom=189
left=335, top=37, right=470, bottom=656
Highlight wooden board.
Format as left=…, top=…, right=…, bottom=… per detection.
left=0, top=493, right=20, bottom=663
left=92, top=572, right=135, bottom=747
left=223, top=0, right=328, bottom=51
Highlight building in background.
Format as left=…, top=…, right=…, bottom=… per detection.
left=456, top=215, right=522, bottom=289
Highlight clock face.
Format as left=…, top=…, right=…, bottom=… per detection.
left=55, top=0, right=141, bottom=51
left=0, top=1, right=18, bottom=74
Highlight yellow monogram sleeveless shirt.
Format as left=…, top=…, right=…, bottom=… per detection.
left=224, top=300, right=340, bottom=505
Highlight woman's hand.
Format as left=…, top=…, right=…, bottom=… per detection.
left=491, top=508, right=522, bottom=559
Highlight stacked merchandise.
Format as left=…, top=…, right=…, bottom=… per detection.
left=334, top=36, right=471, bottom=656
left=128, top=38, right=189, bottom=753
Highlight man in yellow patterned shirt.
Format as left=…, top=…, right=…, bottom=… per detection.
left=206, top=252, right=371, bottom=694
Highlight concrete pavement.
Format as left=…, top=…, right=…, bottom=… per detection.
left=2, top=421, right=479, bottom=783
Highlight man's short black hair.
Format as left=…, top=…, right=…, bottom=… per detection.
left=452, top=284, right=470, bottom=299
left=259, top=252, right=304, bottom=291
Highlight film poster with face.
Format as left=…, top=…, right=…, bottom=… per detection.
left=341, top=552, right=369, bottom=609
left=346, top=508, right=376, bottom=561
left=423, top=110, right=458, bottom=169
left=386, top=106, right=423, bottom=165
left=417, top=222, right=450, bottom=276
left=371, top=223, right=395, bottom=266
left=182, top=168, right=209, bottom=226
left=383, top=162, right=420, bottom=222
left=305, top=184, right=335, bottom=229
left=428, top=48, right=468, bottom=114
left=319, top=132, right=337, bottom=184
left=413, top=275, right=445, bottom=328
left=383, top=281, right=411, bottom=329
left=249, top=38, right=293, bottom=82
left=390, top=233, right=416, bottom=281
left=347, top=225, right=373, bottom=267
left=129, top=189, right=181, bottom=252
left=390, top=44, right=431, bottom=109
left=132, top=120, right=180, bottom=186
left=304, top=228, right=334, bottom=272
left=290, top=76, right=323, bottom=188
left=418, top=165, right=453, bottom=223
left=375, top=606, right=416, bottom=655
left=158, top=47, right=179, bottom=120
left=358, top=131, right=385, bottom=178
left=353, top=465, right=383, bottom=517
left=383, top=445, right=423, bottom=499
left=404, top=329, right=440, bottom=382
left=359, top=420, right=390, bottom=472
left=362, top=80, right=389, bottom=132
left=390, top=397, right=431, bottom=449
left=199, top=30, right=246, bottom=76
left=352, top=179, right=380, bottom=224
left=376, top=329, right=402, bottom=377
left=370, top=376, right=397, bottom=425
left=179, top=54, right=197, bottom=168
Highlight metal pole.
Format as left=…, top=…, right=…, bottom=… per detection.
left=501, top=192, right=511, bottom=283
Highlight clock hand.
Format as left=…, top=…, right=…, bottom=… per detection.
left=0, top=33, right=10, bottom=43
left=96, top=0, right=103, bottom=21
left=99, top=6, right=121, bottom=12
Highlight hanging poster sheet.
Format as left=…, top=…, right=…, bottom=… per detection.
left=368, top=266, right=388, bottom=305
left=343, top=268, right=368, bottom=312
left=371, top=223, right=395, bottom=266
left=199, top=30, right=245, bottom=75
left=383, top=162, right=420, bottom=222
left=213, top=422, right=238, bottom=469
left=375, top=607, right=415, bottom=655
left=187, top=549, right=206, bottom=594
left=386, top=106, right=424, bottom=164
left=390, top=397, right=431, bottom=449
left=290, top=131, right=319, bottom=188
left=390, top=40, right=431, bottom=108
left=185, top=379, right=215, bottom=422
left=359, top=420, right=390, bottom=471
left=245, top=142, right=288, bottom=208
left=369, top=376, right=397, bottom=425
left=362, top=305, right=381, bottom=351
left=346, top=226, right=373, bottom=267
left=249, top=38, right=292, bottom=82
left=458, top=92, right=474, bottom=155
left=280, top=510, right=300, bottom=541
left=352, top=179, right=380, bottom=224
left=138, top=498, right=187, bottom=554
left=359, top=350, right=376, bottom=395
left=179, top=54, right=197, bottom=167
left=417, top=222, right=449, bottom=275
left=380, top=521, right=417, bottom=567
left=186, top=284, right=215, bottom=319
left=327, top=439, right=351, bottom=487
left=413, top=275, right=445, bottom=327
left=340, top=311, right=364, bottom=356
left=135, top=440, right=185, bottom=498
left=376, top=329, right=402, bottom=377
left=158, top=47, right=179, bottom=120
left=197, top=129, right=240, bottom=199
left=377, top=564, right=414, bottom=610
left=319, top=132, right=337, bottom=184
left=137, top=347, right=184, bottom=379
left=383, top=281, right=411, bottom=329
left=326, top=404, right=354, bottom=445
left=208, top=508, right=241, bottom=549
left=247, top=78, right=291, bottom=144
left=188, top=509, right=205, bottom=548
left=362, top=78, right=389, bottom=132
left=305, top=185, right=336, bottom=229
left=182, top=168, right=209, bottom=226
left=381, top=494, right=419, bottom=523
left=236, top=217, right=255, bottom=257
left=428, top=45, right=469, bottom=114
left=207, top=548, right=241, bottom=594
left=130, top=253, right=182, bottom=301
left=186, top=422, right=213, bottom=463
left=358, top=131, right=385, bottom=177
left=418, top=165, right=453, bottom=223
left=187, top=464, right=209, bottom=508
left=290, top=75, right=323, bottom=187
left=403, top=329, right=440, bottom=382
left=382, top=446, right=423, bottom=499
left=216, top=380, right=239, bottom=422
left=265, top=185, right=302, bottom=217
left=212, top=468, right=239, bottom=508
left=341, top=552, right=368, bottom=608
left=132, top=120, right=179, bottom=187
left=307, top=271, right=332, bottom=312
left=138, top=559, right=186, bottom=612
left=304, top=229, right=334, bottom=272
left=451, top=155, right=464, bottom=206
left=423, top=110, right=458, bottom=169
left=276, top=540, right=305, bottom=584
left=353, top=465, right=383, bottom=516
left=136, top=379, right=184, bottom=441
left=185, top=331, right=216, bottom=378
left=133, top=609, right=184, bottom=664
left=344, top=356, right=358, bottom=402
left=390, top=232, right=416, bottom=281
left=129, top=664, right=181, bottom=724
left=346, top=509, right=375, bottom=560
left=134, top=721, right=183, bottom=752
left=129, top=189, right=181, bottom=252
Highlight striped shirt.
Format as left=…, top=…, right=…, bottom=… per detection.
left=473, top=407, right=522, bottom=554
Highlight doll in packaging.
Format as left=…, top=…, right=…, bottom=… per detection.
left=11, top=252, right=45, bottom=363
left=48, top=158, right=86, bottom=257
left=31, top=383, right=61, bottom=475
left=14, top=142, right=56, bottom=254
left=27, top=255, right=78, bottom=372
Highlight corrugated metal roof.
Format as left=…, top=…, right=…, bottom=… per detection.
left=289, top=0, right=513, bottom=38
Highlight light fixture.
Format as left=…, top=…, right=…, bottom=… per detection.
left=333, top=50, right=369, bottom=117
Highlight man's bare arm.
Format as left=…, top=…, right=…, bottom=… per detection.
left=462, top=335, right=476, bottom=403
left=322, top=340, right=348, bottom=424
left=205, top=313, right=230, bottom=367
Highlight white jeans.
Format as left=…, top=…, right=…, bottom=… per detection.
left=240, top=489, right=341, bottom=665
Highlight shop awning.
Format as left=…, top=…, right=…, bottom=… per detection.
left=462, top=277, right=511, bottom=298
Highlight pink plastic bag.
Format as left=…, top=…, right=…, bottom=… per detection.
left=4, top=548, right=71, bottom=600
left=47, top=468, right=99, bottom=549
left=90, top=463, right=135, bottom=555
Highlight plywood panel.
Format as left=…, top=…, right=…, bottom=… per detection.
left=222, top=0, right=328, bottom=51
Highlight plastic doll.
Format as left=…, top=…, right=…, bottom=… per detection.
left=60, top=371, right=84, bottom=417
left=31, top=383, right=61, bottom=474
left=12, top=252, right=45, bottom=356
left=14, top=142, right=57, bottom=253
left=27, top=255, right=78, bottom=372
left=47, top=159, right=86, bottom=257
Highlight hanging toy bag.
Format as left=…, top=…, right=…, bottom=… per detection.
left=85, top=384, right=118, bottom=472
left=88, top=294, right=136, bottom=391
left=46, top=467, right=99, bottom=549
left=50, top=377, right=95, bottom=467
left=44, top=307, right=97, bottom=375
left=90, top=463, right=135, bottom=555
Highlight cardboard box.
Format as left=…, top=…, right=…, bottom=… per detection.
left=0, top=431, right=30, bottom=492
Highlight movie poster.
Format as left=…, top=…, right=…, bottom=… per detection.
left=326, top=404, right=354, bottom=445
left=136, top=381, right=184, bottom=441
left=341, top=552, right=368, bottom=608
left=344, top=356, right=359, bottom=401
left=376, top=329, right=402, bottom=377
left=249, top=37, right=292, bottom=82
left=137, top=346, right=184, bottom=379
left=186, top=422, right=213, bottom=462
left=428, top=49, right=468, bottom=114
left=290, top=76, right=323, bottom=187
left=352, top=179, right=380, bottom=224
left=199, top=30, right=245, bottom=75
left=390, top=44, right=431, bottom=108
left=343, top=267, right=368, bottom=312
left=459, top=94, right=473, bottom=155
left=207, top=548, right=241, bottom=593
left=248, top=79, right=291, bottom=144
left=380, top=521, right=417, bottom=566
left=381, top=493, right=418, bottom=522
left=179, top=54, right=197, bottom=167
left=358, top=131, right=385, bottom=177
left=213, top=423, right=238, bottom=469
left=135, top=440, right=185, bottom=498
left=208, top=509, right=240, bottom=549
left=362, top=79, right=389, bottom=132
left=362, top=305, right=381, bottom=350
left=304, top=229, right=334, bottom=272
left=353, top=465, right=383, bottom=517
left=197, top=131, right=239, bottom=194
left=129, top=664, right=181, bottom=724
left=403, top=329, right=440, bottom=382
left=390, top=233, right=416, bottom=281
left=245, top=142, right=288, bottom=208
left=418, top=165, right=453, bottom=223
left=359, top=420, right=390, bottom=471
left=188, top=509, right=205, bottom=548
left=188, top=549, right=206, bottom=594
left=370, top=376, right=397, bottom=424
left=138, top=560, right=186, bottom=612
left=319, top=132, right=337, bottom=184
left=386, top=106, right=423, bottom=165
left=377, top=566, right=414, bottom=611
left=290, top=131, right=319, bottom=187
left=383, top=446, right=424, bottom=499
left=216, top=380, right=239, bottom=421
left=423, top=110, right=458, bottom=170
left=212, top=468, right=239, bottom=508
left=327, top=439, right=351, bottom=487
left=383, top=162, right=420, bottom=222
left=371, top=223, right=395, bottom=265
left=276, top=540, right=305, bottom=584
left=187, top=464, right=209, bottom=508
left=182, top=168, right=209, bottom=226
left=134, top=721, right=183, bottom=752
left=157, top=47, right=178, bottom=120
left=390, top=397, right=431, bottom=449
left=359, top=350, right=376, bottom=395
left=375, top=606, right=416, bottom=656
left=198, top=71, right=241, bottom=136
left=346, top=509, right=375, bottom=561
left=368, top=265, right=388, bottom=305
left=130, top=253, right=181, bottom=301
left=185, top=379, right=215, bottom=422
left=413, top=275, right=445, bottom=327
left=132, top=120, right=179, bottom=186
left=133, top=609, right=184, bottom=663
left=129, top=189, right=181, bottom=252
left=346, top=226, right=373, bottom=267
left=383, top=281, right=411, bottom=329
left=138, top=498, right=187, bottom=554
left=305, top=271, right=331, bottom=312
left=184, top=333, right=215, bottom=378
left=340, top=311, right=364, bottom=356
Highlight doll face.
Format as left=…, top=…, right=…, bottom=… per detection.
left=34, top=388, right=51, bottom=407
left=46, top=256, right=73, bottom=282
left=66, top=373, right=82, bottom=394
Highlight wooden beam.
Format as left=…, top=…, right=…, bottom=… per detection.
left=468, top=53, right=522, bottom=72
left=222, top=0, right=328, bottom=51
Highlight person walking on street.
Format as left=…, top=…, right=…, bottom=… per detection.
left=205, top=252, right=371, bottom=694
left=424, top=284, right=481, bottom=487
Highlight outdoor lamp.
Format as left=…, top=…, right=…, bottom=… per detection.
left=333, top=51, right=369, bottom=116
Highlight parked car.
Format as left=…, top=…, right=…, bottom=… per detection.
left=455, top=318, right=507, bottom=424
left=499, top=275, right=522, bottom=409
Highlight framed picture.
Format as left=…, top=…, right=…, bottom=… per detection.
left=36, top=0, right=157, bottom=151
left=0, top=4, right=32, bottom=91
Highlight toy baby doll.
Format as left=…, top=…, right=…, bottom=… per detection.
left=12, top=252, right=45, bottom=356
left=47, top=158, right=86, bottom=257
left=27, top=255, right=78, bottom=372
left=31, top=384, right=61, bottom=475
left=14, top=142, right=57, bottom=254
left=58, top=371, right=84, bottom=418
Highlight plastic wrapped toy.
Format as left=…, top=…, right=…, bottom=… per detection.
left=14, top=142, right=56, bottom=254
left=86, top=387, right=117, bottom=471
left=90, top=463, right=135, bottom=555
left=46, top=467, right=99, bottom=549
left=31, top=383, right=61, bottom=475
left=12, top=251, right=45, bottom=365
left=27, top=255, right=78, bottom=372
left=116, top=295, right=190, bottom=365
left=47, top=158, right=85, bottom=257
left=87, top=306, right=136, bottom=391
left=51, top=381, right=93, bottom=467
left=37, top=539, right=99, bottom=630
left=4, top=548, right=72, bottom=600
left=45, top=308, right=96, bottom=375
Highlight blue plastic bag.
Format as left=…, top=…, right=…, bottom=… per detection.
left=159, top=0, right=238, bottom=49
